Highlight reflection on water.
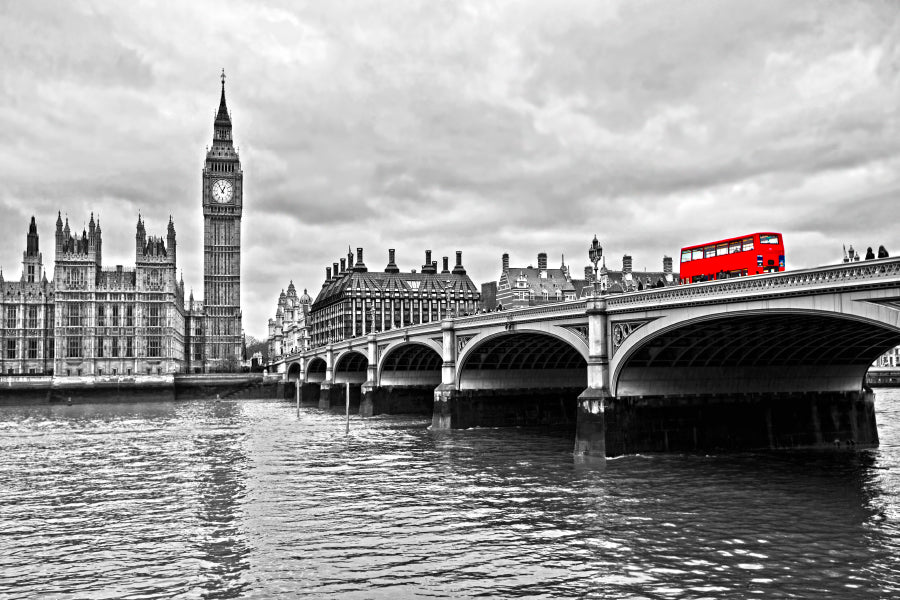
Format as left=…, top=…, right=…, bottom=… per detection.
left=1, top=391, right=899, bottom=598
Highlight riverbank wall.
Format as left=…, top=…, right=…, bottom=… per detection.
left=0, top=374, right=284, bottom=404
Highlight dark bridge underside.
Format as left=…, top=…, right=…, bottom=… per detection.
left=617, top=313, right=900, bottom=396
left=307, top=357, right=326, bottom=383
left=381, top=344, right=442, bottom=386
left=335, top=351, right=367, bottom=384
left=460, top=333, right=586, bottom=389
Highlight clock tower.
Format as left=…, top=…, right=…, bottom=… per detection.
left=202, top=70, right=243, bottom=370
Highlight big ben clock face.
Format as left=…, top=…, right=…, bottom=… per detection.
left=211, top=179, right=234, bottom=203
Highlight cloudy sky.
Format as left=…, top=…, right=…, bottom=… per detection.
left=1, top=0, right=898, bottom=339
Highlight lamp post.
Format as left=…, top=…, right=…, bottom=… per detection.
left=588, top=234, right=603, bottom=296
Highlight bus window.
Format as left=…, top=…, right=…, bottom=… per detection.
left=692, top=248, right=703, bottom=260
left=729, top=241, right=741, bottom=253
left=716, top=243, right=728, bottom=256
left=704, top=246, right=716, bottom=259
left=742, top=237, right=754, bottom=251
left=681, top=250, right=691, bottom=263
left=760, top=234, right=779, bottom=244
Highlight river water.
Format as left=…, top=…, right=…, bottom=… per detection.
left=1, top=391, right=899, bottom=599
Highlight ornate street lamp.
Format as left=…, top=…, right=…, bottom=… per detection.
left=588, top=234, right=603, bottom=296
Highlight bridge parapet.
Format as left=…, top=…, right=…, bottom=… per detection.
left=606, top=257, right=900, bottom=311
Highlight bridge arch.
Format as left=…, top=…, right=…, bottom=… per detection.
left=334, top=350, right=368, bottom=384
left=378, top=342, right=443, bottom=387
left=286, top=361, right=303, bottom=382
left=456, top=330, right=587, bottom=390
left=611, top=309, right=900, bottom=397
left=306, top=357, right=327, bottom=383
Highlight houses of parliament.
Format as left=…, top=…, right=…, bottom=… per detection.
left=0, top=74, right=243, bottom=376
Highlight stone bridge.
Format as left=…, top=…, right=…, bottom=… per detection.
left=272, top=257, right=900, bottom=458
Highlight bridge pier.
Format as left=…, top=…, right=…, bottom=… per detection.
left=433, top=320, right=458, bottom=430
left=600, top=390, right=877, bottom=455
left=362, top=385, right=435, bottom=417
left=574, top=297, right=611, bottom=458
left=433, top=387, right=579, bottom=429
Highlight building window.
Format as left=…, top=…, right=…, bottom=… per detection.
left=149, top=305, right=160, bottom=327
left=125, top=306, right=134, bottom=327
left=111, top=338, right=119, bottom=358
left=27, top=265, right=35, bottom=283
left=111, top=305, right=120, bottom=326
left=28, top=340, right=38, bottom=359
left=126, top=337, right=134, bottom=357
left=66, top=336, right=82, bottom=358
left=6, top=340, right=15, bottom=359
left=96, top=337, right=104, bottom=358
left=67, top=303, right=82, bottom=327
left=97, top=305, right=106, bottom=327
left=48, top=339, right=54, bottom=359
left=5, top=306, right=16, bottom=329
left=27, top=306, right=38, bottom=329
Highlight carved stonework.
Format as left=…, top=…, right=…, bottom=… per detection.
left=432, top=336, right=444, bottom=347
left=612, top=319, right=653, bottom=352
left=561, top=324, right=588, bottom=341
left=457, top=334, right=475, bottom=355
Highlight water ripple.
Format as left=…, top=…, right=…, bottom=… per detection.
left=1, top=393, right=899, bottom=598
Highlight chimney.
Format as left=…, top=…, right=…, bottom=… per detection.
left=340, top=258, right=346, bottom=274
left=385, top=248, right=400, bottom=273
left=325, top=266, right=332, bottom=282
left=442, top=256, right=450, bottom=273
left=663, top=256, right=673, bottom=274
left=332, top=262, right=339, bottom=279
left=453, top=250, right=466, bottom=275
left=354, top=247, right=368, bottom=272
left=584, top=265, right=594, bottom=282
left=502, top=253, right=509, bottom=272
left=422, top=250, right=437, bottom=273
left=538, top=252, right=547, bottom=270
left=623, top=254, right=633, bottom=273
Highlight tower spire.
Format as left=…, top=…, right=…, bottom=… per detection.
left=216, top=69, right=231, bottom=126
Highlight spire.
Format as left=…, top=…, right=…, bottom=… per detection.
left=26, top=216, right=39, bottom=256
left=215, top=68, right=231, bottom=128
left=55, top=211, right=62, bottom=231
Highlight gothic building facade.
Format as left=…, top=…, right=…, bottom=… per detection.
left=51, top=213, right=186, bottom=376
left=0, top=218, right=55, bottom=375
left=266, top=282, right=312, bottom=360
left=202, top=72, right=244, bottom=369
left=0, top=73, right=244, bottom=376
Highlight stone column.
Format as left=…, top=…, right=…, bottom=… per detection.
left=433, top=319, right=457, bottom=429
left=320, top=344, right=334, bottom=409
left=360, top=333, right=379, bottom=417
left=575, top=297, right=610, bottom=458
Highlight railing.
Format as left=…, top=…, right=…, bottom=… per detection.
left=606, top=257, right=900, bottom=310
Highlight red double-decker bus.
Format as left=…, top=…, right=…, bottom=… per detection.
left=679, top=232, right=785, bottom=284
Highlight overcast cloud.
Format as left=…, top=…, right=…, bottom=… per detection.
left=1, top=0, right=898, bottom=339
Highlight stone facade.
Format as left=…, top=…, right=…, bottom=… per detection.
left=0, top=73, right=245, bottom=377
left=0, top=218, right=55, bottom=375
left=309, top=248, right=480, bottom=348
left=267, top=282, right=312, bottom=359
left=52, top=213, right=185, bottom=377
left=201, top=72, right=243, bottom=369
